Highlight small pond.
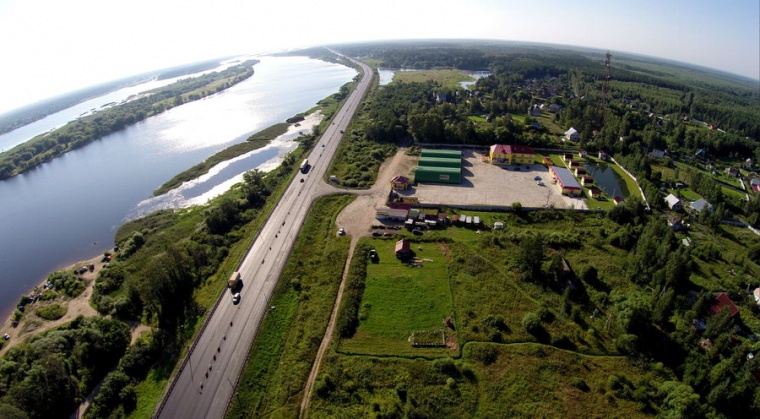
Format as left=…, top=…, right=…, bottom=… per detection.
left=584, top=162, right=629, bottom=198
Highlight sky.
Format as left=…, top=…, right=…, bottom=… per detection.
left=0, top=0, right=758, bottom=115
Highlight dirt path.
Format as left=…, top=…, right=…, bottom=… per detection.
left=299, top=148, right=414, bottom=418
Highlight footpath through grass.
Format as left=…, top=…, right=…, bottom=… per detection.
left=226, top=194, right=355, bottom=419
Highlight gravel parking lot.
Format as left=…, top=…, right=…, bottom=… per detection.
left=401, top=149, right=587, bottom=210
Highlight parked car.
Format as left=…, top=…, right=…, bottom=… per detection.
left=412, top=228, right=423, bottom=235
left=338, top=228, right=345, bottom=236
left=372, top=230, right=382, bottom=236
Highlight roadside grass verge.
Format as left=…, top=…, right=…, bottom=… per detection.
left=227, top=194, right=355, bottom=419
left=338, top=237, right=453, bottom=357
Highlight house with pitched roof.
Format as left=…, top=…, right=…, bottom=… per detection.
left=489, top=144, right=535, bottom=165
left=664, top=194, right=683, bottom=211
left=564, top=127, right=580, bottom=142
left=691, top=198, right=712, bottom=214
left=709, top=293, right=739, bottom=319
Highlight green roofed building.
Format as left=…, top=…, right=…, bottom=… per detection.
left=418, top=156, right=462, bottom=168
left=421, top=149, right=462, bottom=159
left=414, top=166, right=461, bottom=184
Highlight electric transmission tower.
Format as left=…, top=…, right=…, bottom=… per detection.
left=597, top=50, right=612, bottom=125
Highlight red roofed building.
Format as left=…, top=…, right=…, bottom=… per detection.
left=489, top=144, right=535, bottom=165
left=710, top=293, right=739, bottom=318
left=395, top=239, right=412, bottom=259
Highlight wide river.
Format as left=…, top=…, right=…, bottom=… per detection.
left=0, top=56, right=357, bottom=319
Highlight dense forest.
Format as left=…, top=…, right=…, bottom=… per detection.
left=0, top=60, right=257, bottom=181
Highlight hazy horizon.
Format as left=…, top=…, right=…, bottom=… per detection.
left=1, top=0, right=758, bottom=115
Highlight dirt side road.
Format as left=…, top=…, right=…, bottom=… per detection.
left=300, top=148, right=414, bottom=417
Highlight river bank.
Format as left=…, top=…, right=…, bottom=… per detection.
left=0, top=55, right=358, bottom=322
left=0, top=251, right=108, bottom=357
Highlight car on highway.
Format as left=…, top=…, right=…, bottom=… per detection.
left=232, top=293, right=241, bottom=304
left=321, top=143, right=325, bottom=147
left=534, top=176, right=542, bottom=181
left=300, top=178, right=304, bottom=183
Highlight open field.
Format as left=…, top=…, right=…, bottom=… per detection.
left=392, top=69, right=475, bottom=88
left=338, top=238, right=453, bottom=357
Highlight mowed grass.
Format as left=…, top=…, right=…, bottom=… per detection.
left=339, top=237, right=453, bottom=357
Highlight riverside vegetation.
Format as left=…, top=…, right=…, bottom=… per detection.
left=2, top=41, right=760, bottom=418
left=0, top=56, right=357, bottom=417
left=0, top=60, right=258, bottom=180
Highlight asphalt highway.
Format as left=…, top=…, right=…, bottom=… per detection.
left=155, top=56, right=373, bottom=419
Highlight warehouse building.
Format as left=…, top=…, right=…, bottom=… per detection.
left=549, top=166, right=582, bottom=196
left=414, top=148, right=463, bottom=184
left=414, top=166, right=461, bottom=184
left=421, top=149, right=462, bottom=159
left=418, top=156, right=462, bottom=168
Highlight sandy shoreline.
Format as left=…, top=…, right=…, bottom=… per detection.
left=0, top=250, right=110, bottom=357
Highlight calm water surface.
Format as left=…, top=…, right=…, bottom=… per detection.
left=0, top=56, right=356, bottom=319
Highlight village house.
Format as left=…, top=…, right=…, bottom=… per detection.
left=664, top=194, right=683, bottom=211
left=667, top=215, right=684, bottom=231
left=578, top=149, right=587, bottom=159
left=574, top=167, right=588, bottom=177
left=649, top=149, right=666, bottom=159
left=725, top=167, right=738, bottom=177
left=528, top=104, right=543, bottom=116
left=691, top=198, right=713, bottom=214
left=598, top=150, right=609, bottom=160
left=564, top=127, right=580, bottom=142
left=751, top=178, right=760, bottom=192
left=709, top=293, right=739, bottom=319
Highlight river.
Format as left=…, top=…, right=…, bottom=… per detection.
left=0, top=56, right=357, bottom=319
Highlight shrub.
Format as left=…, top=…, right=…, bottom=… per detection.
left=469, top=344, right=498, bottom=365
left=35, top=304, right=67, bottom=320
left=522, top=312, right=541, bottom=333
left=571, top=377, right=590, bottom=392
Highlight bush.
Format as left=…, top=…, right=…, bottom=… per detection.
left=469, top=344, right=498, bottom=365
left=571, top=377, right=590, bottom=392
left=522, top=312, right=541, bottom=333
left=35, top=304, right=67, bottom=320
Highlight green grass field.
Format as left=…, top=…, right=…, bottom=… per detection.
left=339, top=238, right=453, bottom=357
left=393, top=69, right=475, bottom=88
